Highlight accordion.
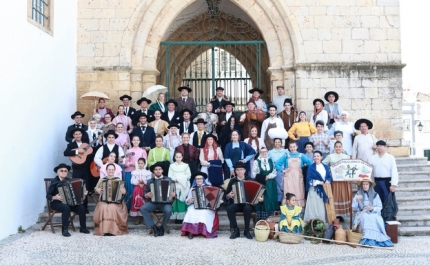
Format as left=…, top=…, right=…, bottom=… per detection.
left=150, top=179, right=176, bottom=203
left=57, top=179, right=85, bottom=206
left=192, top=186, right=224, bottom=211
left=100, top=179, right=125, bottom=203
left=232, top=180, right=265, bottom=205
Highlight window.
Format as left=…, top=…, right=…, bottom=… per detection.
left=27, top=0, right=53, bottom=35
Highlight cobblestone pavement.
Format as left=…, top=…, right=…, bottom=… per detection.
left=1, top=224, right=430, bottom=265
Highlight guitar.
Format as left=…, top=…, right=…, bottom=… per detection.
left=90, top=152, right=135, bottom=177
left=69, top=132, right=104, bottom=165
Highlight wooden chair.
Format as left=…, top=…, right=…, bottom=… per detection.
left=41, top=178, right=76, bottom=233
left=147, top=210, right=170, bottom=235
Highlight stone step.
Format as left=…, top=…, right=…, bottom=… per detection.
left=396, top=196, right=430, bottom=206
left=395, top=157, right=428, bottom=165
left=398, top=171, right=430, bottom=179
left=397, top=205, right=430, bottom=215
left=399, top=226, right=430, bottom=236
left=394, top=187, right=430, bottom=197
left=396, top=215, right=430, bottom=227
left=396, top=164, right=430, bottom=172
left=398, top=178, right=430, bottom=188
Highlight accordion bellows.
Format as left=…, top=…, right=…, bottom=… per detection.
left=100, top=179, right=125, bottom=203
left=57, top=179, right=85, bottom=206
left=150, top=179, right=176, bottom=203
left=192, top=186, right=224, bottom=211
left=232, top=180, right=265, bottom=205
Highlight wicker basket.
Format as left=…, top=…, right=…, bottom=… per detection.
left=346, top=230, right=363, bottom=244
left=274, top=232, right=304, bottom=244
left=254, top=220, right=270, bottom=242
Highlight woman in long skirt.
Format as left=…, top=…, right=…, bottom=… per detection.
left=130, top=158, right=152, bottom=225
left=169, top=151, right=191, bottom=223
left=323, top=141, right=350, bottom=218
left=181, top=172, right=220, bottom=239
left=253, top=147, right=279, bottom=220
left=93, top=164, right=128, bottom=236
left=304, top=151, right=333, bottom=224
left=124, top=136, right=147, bottom=210
left=199, top=134, right=224, bottom=186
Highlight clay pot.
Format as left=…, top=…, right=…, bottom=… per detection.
left=335, top=225, right=346, bottom=245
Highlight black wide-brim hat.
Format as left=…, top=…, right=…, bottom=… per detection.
left=178, top=86, right=192, bottom=93
left=71, top=111, right=85, bottom=119
left=234, top=161, right=247, bottom=169
left=216, top=87, right=224, bottom=91
left=376, top=140, right=387, bottom=146
left=68, top=127, right=86, bottom=138
left=194, top=118, right=207, bottom=124
left=104, top=130, right=118, bottom=139
left=313, top=98, right=325, bottom=107
left=204, top=133, right=217, bottom=142
left=134, top=112, right=148, bottom=120
left=180, top=108, right=193, bottom=116
left=324, top=91, right=339, bottom=102
left=54, top=163, right=71, bottom=173
left=119, top=94, right=132, bottom=100
left=137, top=97, right=152, bottom=105
left=150, top=162, right=166, bottom=173
left=168, top=122, right=179, bottom=129
left=166, top=99, right=178, bottom=107
left=249, top=88, right=263, bottom=94
left=222, top=101, right=235, bottom=107
left=354, top=118, right=373, bottom=130
left=191, top=171, right=208, bottom=180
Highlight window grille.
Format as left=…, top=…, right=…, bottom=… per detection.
left=32, top=0, right=48, bottom=27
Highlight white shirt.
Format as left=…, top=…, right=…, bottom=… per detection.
left=260, top=117, right=285, bottom=144
left=168, top=111, right=175, bottom=120
left=369, top=152, right=399, bottom=186
left=226, top=112, right=232, bottom=122
left=94, top=143, right=125, bottom=167
left=75, top=141, right=83, bottom=155
left=312, top=163, right=327, bottom=186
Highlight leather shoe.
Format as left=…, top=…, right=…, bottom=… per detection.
left=158, top=226, right=165, bottom=236
left=188, top=233, right=194, bottom=239
left=230, top=228, right=240, bottom=239
left=134, top=217, right=142, bottom=225
left=79, top=227, right=90, bottom=234
left=243, top=230, right=253, bottom=239
left=151, top=225, right=158, bottom=237
left=62, top=226, right=71, bottom=237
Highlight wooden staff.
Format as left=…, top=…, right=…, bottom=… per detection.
left=301, top=234, right=394, bottom=250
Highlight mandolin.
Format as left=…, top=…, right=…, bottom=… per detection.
left=90, top=152, right=135, bottom=177
left=69, top=132, right=104, bottom=165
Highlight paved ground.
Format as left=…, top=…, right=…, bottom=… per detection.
left=1, top=224, right=430, bottom=265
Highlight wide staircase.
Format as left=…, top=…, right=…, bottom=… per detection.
left=37, top=157, right=430, bottom=235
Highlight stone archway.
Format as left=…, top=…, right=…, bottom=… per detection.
left=124, top=0, right=301, bottom=102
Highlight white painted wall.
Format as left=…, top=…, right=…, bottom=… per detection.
left=0, top=1, right=77, bottom=240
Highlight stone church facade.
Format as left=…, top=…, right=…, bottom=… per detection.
left=76, top=0, right=406, bottom=155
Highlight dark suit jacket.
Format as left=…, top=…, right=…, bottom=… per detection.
left=133, top=109, right=155, bottom=125
left=211, top=98, right=228, bottom=115
left=175, top=97, right=197, bottom=114
left=65, top=124, right=89, bottom=143
left=161, top=111, right=182, bottom=124
left=118, top=106, right=136, bottom=119
left=132, top=125, right=156, bottom=148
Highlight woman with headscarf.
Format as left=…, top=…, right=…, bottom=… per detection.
left=181, top=172, right=221, bottom=239
left=327, top=111, right=355, bottom=156
left=163, top=123, right=182, bottom=162
left=101, top=113, right=116, bottom=136
left=304, top=151, right=333, bottom=224
left=288, top=111, right=317, bottom=153
left=352, top=177, right=394, bottom=247
left=113, top=105, right=134, bottom=134
left=253, top=147, right=279, bottom=220
left=311, top=98, right=329, bottom=132
left=199, top=134, right=224, bottom=186
left=219, top=116, right=242, bottom=151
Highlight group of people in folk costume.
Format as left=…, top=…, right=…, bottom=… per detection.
left=48, top=86, right=396, bottom=247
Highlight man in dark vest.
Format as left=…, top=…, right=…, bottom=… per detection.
left=190, top=118, right=208, bottom=149
left=93, top=130, right=124, bottom=169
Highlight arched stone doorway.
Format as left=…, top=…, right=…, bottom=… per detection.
left=156, top=1, right=271, bottom=111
